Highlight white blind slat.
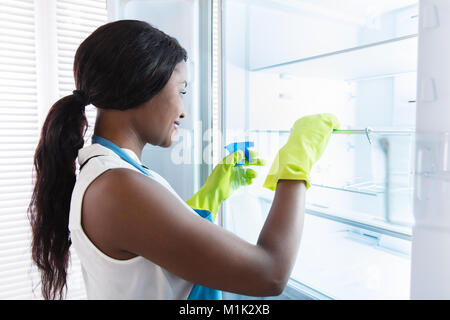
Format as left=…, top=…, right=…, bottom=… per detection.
left=0, top=42, right=35, bottom=54
left=0, top=19, right=35, bottom=33
left=0, top=184, right=33, bottom=193
left=0, top=129, right=39, bottom=137
left=1, top=0, right=34, bottom=10
left=0, top=64, right=36, bottom=74
left=0, top=108, right=38, bottom=116
left=0, top=55, right=36, bottom=67
left=0, top=72, right=36, bottom=83
left=57, top=2, right=106, bottom=14
left=0, top=12, right=35, bottom=26
left=56, top=20, right=102, bottom=33
left=0, top=226, right=31, bottom=239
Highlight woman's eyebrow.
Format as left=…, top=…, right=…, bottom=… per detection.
left=181, top=81, right=187, bottom=88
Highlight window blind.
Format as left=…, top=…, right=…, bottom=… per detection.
left=0, top=0, right=40, bottom=299
left=0, top=0, right=107, bottom=299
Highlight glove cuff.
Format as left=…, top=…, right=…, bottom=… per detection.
left=263, top=168, right=310, bottom=191
left=263, top=149, right=311, bottom=191
left=186, top=188, right=221, bottom=220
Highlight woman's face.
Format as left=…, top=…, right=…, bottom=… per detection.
left=133, top=61, right=188, bottom=147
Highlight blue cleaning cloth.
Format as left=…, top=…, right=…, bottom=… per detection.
left=224, top=141, right=254, bottom=166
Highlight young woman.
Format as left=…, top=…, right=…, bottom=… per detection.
left=28, top=20, right=339, bottom=300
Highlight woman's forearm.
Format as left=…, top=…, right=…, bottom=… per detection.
left=256, top=179, right=307, bottom=291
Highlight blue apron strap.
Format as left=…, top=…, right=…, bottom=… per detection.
left=91, top=135, right=153, bottom=177
left=191, top=208, right=213, bottom=222
left=188, top=283, right=222, bottom=300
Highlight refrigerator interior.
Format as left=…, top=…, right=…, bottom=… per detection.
left=222, top=0, right=418, bottom=299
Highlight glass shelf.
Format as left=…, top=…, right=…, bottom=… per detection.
left=313, top=182, right=383, bottom=196
left=254, top=189, right=412, bottom=240
left=251, top=34, right=418, bottom=80
left=240, top=0, right=418, bottom=74
left=245, top=70, right=417, bottom=132
left=223, top=191, right=411, bottom=299
left=235, top=128, right=415, bottom=228
left=312, top=132, right=414, bottom=227
left=290, top=213, right=411, bottom=300
left=249, top=127, right=415, bottom=145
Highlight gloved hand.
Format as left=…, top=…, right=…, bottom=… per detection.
left=186, top=150, right=266, bottom=221
left=263, top=113, right=340, bottom=190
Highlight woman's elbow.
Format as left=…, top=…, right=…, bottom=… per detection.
left=253, top=253, right=290, bottom=296
left=260, top=283, right=284, bottom=297
left=253, top=268, right=288, bottom=297
left=264, top=275, right=287, bottom=297
left=241, top=269, right=287, bottom=297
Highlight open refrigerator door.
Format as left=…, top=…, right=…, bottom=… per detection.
left=411, top=0, right=450, bottom=299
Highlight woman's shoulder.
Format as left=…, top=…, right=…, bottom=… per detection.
left=81, top=167, right=170, bottom=259
left=83, top=166, right=169, bottom=215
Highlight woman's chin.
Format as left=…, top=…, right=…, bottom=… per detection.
left=162, top=136, right=175, bottom=148
left=159, top=139, right=172, bottom=148
left=157, top=126, right=181, bottom=148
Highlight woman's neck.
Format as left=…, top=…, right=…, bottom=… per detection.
left=93, top=110, right=145, bottom=159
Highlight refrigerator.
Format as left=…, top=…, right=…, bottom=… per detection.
left=107, top=0, right=450, bottom=299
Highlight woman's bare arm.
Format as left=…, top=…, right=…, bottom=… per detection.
left=256, top=179, right=306, bottom=290
left=82, top=168, right=306, bottom=296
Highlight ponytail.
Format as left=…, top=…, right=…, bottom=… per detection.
left=28, top=92, right=88, bottom=299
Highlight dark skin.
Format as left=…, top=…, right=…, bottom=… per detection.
left=82, top=61, right=307, bottom=296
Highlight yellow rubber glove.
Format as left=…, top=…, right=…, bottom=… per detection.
left=186, top=150, right=265, bottom=221
left=263, top=113, right=340, bottom=190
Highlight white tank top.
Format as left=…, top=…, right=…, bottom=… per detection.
left=68, top=143, right=194, bottom=299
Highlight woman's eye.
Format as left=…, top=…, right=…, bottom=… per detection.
left=180, top=91, right=187, bottom=95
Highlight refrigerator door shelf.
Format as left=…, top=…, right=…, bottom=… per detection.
left=415, top=132, right=450, bottom=179
left=414, top=132, right=450, bottom=230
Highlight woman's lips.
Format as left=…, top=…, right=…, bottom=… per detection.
left=174, top=120, right=180, bottom=130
